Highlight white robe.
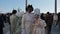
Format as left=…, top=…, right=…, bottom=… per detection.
left=32, top=18, right=46, bottom=34
left=53, top=14, right=58, bottom=25
left=10, top=14, right=18, bottom=34
left=21, top=13, right=34, bottom=34
left=15, top=16, right=22, bottom=34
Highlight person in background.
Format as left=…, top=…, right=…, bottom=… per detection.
left=21, top=5, right=34, bottom=34
left=58, top=12, right=60, bottom=30
left=10, top=10, right=17, bottom=34
left=3, top=14, right=11, bottom=34
left=0, top=14, right=4, bottom=34
left=45, top=12, right=53, bottom=34
left=6, top=13, right=12, bottom=25
left=2, top=14, right=6, bottom=23
left=41, top=13, right=45, bottom=20
left=15, top=11, right=23, bottom=34
left=53, top=13, right=58, bottom=26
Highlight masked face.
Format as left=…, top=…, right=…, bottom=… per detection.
left=34, top=15, right=39, bottom=21
left=34, top=15, right=39, bottom=24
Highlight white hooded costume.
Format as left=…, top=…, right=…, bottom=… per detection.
left=32, top=8, right=46, bottom=34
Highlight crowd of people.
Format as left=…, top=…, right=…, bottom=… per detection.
left=0, top=5, right=60, bottom=34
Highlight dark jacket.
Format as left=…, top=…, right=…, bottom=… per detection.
left=0, top=15, right=4, bottom=28
left=45, top=14, right=53, bottom=25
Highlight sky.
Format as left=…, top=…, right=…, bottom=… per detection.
left=0, top=0, right=60, bottom=13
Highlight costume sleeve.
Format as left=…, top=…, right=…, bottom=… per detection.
left=43, top=20, right=46, bottom=27
left=39, top=19, right=46, bottom=28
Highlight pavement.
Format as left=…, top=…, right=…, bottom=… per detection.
left=51, top=25, right=60, bottom=34
left=3, top=23, right=60, bottom=34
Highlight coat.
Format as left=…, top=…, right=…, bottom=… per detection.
left=0, top=15, right=4, bottom=34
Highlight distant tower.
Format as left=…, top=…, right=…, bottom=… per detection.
left=55, top=0, right=57, bottom=14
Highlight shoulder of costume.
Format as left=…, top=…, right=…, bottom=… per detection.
left=39, top=18, right=44, bottom=21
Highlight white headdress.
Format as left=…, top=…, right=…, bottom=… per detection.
left=34, top=8, right=40, bottom=16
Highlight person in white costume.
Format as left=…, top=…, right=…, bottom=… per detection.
left=21, top=5, right=34, bottom=34
left=32, top=15, right=46, bottom=34
left=31, top=8, right=46, bottom=34
left=53, top=13, right=58, bottom=26
left=10, top=10, right=17, bottom=34
left=15, top=11, right=24, bottom=34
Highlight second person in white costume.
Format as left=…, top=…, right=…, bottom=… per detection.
left=21, top=5, right=34, bottom=34
left=31, top=8, right=46, bottom=34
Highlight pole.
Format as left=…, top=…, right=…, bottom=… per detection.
left=26, top=0, right=27, bottom=7
left=55, top=0, right=57, bottom=14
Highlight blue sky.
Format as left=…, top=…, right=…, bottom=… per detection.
left=0, top=0, right=60, bottom=13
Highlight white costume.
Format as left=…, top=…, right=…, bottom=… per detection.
left=32, top=19, right=46, bottom=34
left=16, top=16, right=22, bottom=34
left=31, top=8, right=46, bottom=34
left=21, top=12, right=34, bottom=34
left=16, top=12, right=24, bottom=34
left=53, top=14, right=58, bottom=25
left=10, top=14, right=18, bottom=34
